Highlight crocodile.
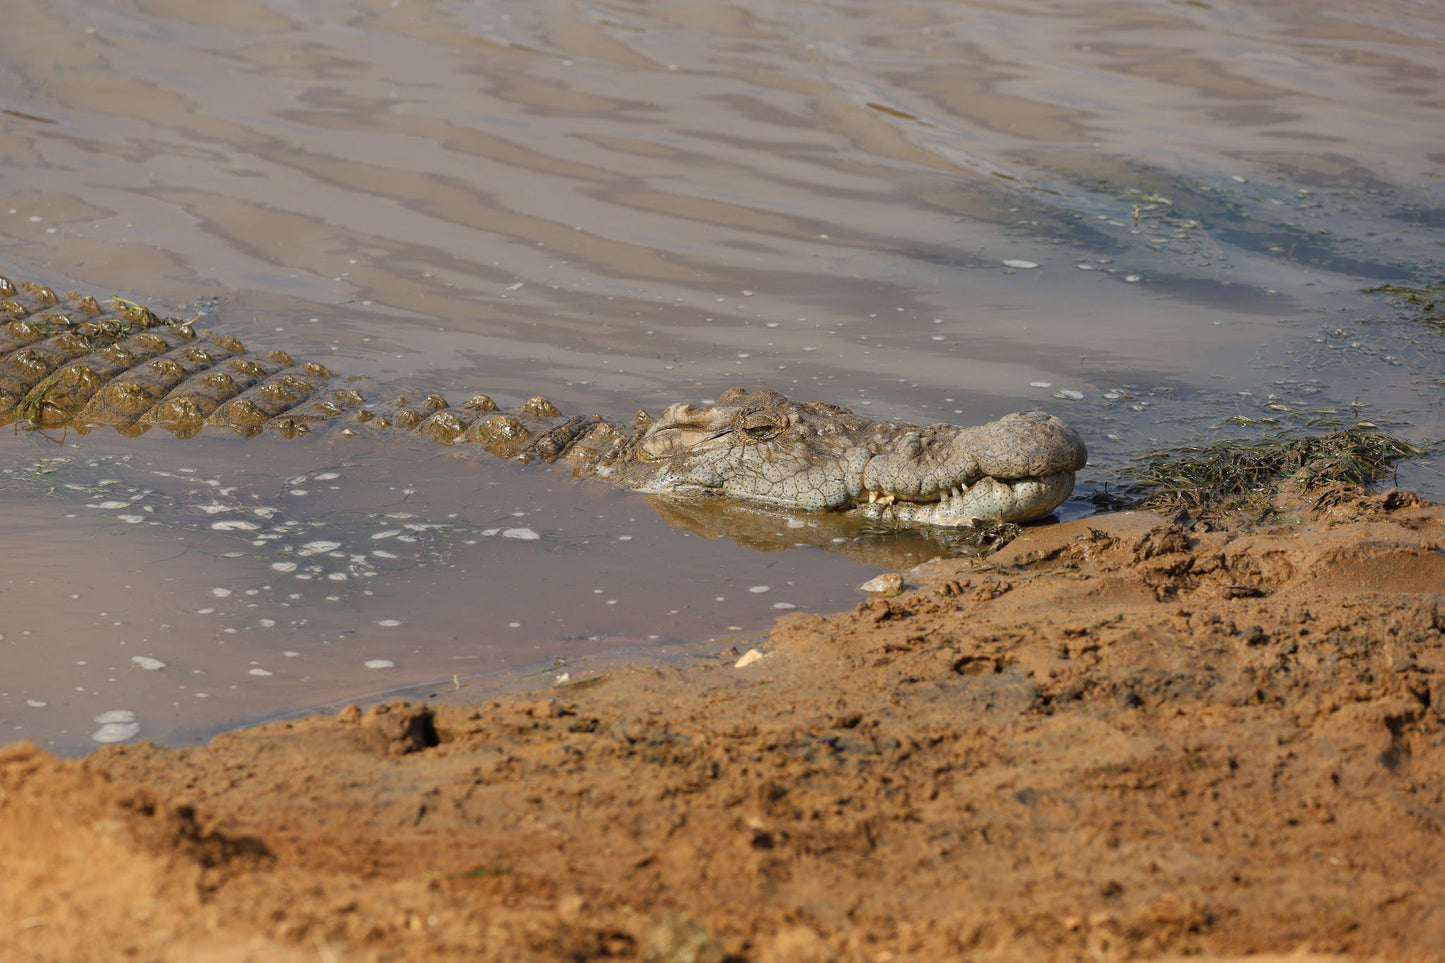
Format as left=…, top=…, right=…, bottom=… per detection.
left=0, top=277, right=1086, bottom=526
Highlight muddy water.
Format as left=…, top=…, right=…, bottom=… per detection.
left=2, top=0, right=1443, bottom=753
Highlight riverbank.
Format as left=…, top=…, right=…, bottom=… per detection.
left=4, top=489, right=1444, bottom=961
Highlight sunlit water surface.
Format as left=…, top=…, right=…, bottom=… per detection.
left=2, top=0, right=1442, bottom=753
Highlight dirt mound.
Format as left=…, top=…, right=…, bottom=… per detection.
left=4, top=491, right=1444, bottom=961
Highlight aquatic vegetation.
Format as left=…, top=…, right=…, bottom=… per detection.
left=1366, top=281, right=1445, bottom=330
left=1125, top=426, right=1427, bottom=516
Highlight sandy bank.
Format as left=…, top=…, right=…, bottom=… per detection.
left=4, top=491, right=1443, bottom=961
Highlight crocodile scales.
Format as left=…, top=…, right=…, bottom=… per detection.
left=0, top=277, right=1087, bottom=526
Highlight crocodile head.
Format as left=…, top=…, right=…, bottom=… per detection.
left=590, top=387, right=1087, bottom=526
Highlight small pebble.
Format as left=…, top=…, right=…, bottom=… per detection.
left=859, top=572, right=904, bottom=597
left=735, top=649, right=767, bottom=668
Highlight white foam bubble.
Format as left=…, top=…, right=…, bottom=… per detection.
left=503, top=527, right=540, bottom=540
left=364, top=659, right=396, bottom=669
left=91, top=709, right=140, bottom=743
left=1003, top=259, right=1039, bottom=269
left=91, top=722, right=141, bottom=743
left=378, top=619, right=402, bottom=627
left=131, top=656, right=166, bottom=671
left=299, top=540, right=342, bottom=555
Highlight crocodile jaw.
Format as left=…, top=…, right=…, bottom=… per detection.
left=846, top=409, right=1087, bottom=524
left=851, top=471, right=1077, bottom=526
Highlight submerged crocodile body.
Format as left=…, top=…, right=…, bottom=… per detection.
left=1, top=277, right=1086, bottom=526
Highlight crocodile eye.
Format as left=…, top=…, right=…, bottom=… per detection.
left=742, top=424, right=776, bottom=439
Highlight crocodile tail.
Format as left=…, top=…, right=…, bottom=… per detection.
left=2, top=277, right=604, bottom=458
left=2, top=280, right=355, bottom=437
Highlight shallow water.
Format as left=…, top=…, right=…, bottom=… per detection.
left=2, top=0, right=1442, bottom=753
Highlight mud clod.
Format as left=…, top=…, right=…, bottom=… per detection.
left=357, top=701, right=440, bottom=755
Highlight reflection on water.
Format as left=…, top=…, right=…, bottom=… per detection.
left=644, top=494, right=1026, bottom=567
left=2, top=0, right=1442, bottom=751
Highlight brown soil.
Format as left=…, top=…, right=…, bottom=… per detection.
left=4, top=490, right=1445, bottom=962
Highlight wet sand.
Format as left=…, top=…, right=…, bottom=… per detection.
left=5, top=489, right=1443, bottom=961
